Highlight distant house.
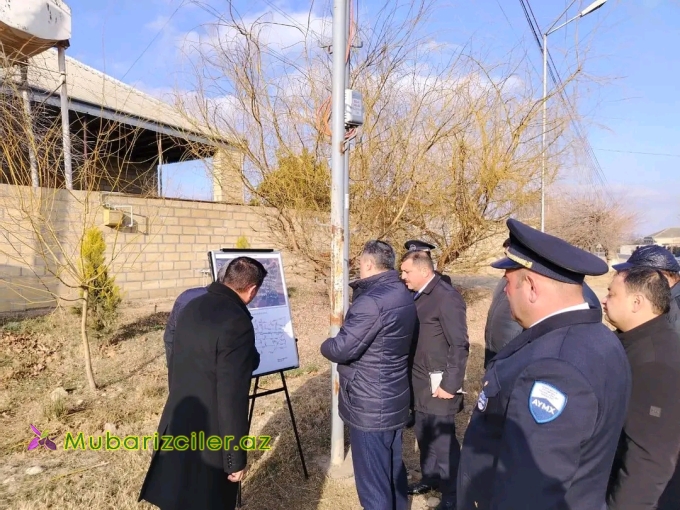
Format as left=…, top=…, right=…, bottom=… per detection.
left=642, top=228, right=680, bottom=255
left=619, top=227, right=680, bottom=257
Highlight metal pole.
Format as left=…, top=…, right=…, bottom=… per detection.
left=157, top=136, right=163, bottom=197
left=541, top=32, right=548, bottom=233
left=343, top=0, right=350, bottom=314
left=329, top=0, right=347, bottom=467
left=19, top=63, right=39, bottom=187
left=58, top=44, right=73, bottom=190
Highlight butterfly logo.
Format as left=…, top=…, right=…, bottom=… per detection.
left=27, top=424, right=57, bottom=451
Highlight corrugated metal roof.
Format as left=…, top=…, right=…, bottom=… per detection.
left=24, top=48, right=227, bottom=144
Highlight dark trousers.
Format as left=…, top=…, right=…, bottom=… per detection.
left=349, top=427, right=408, bottom=510
left=657, top=458, right=680, bottom=510
left=414, top=411, right=461, bottom=503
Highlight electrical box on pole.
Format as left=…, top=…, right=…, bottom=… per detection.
left=344, top=89, right=364, bottom=127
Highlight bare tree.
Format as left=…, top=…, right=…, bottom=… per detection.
left=545, top=186, right=642, bottom=262
left=173, top=0, right=593, bottom=278
left=0, top=58, right=161, bottom=391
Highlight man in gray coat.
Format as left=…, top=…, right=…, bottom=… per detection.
left=321, top=240, right=418, bottom=510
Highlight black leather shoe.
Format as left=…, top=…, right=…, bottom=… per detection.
left=407, top=482, right=433, bottom=495
left=435, top=500, right=456, bottom=510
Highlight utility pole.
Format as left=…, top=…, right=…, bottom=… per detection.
left=329, top=0, right=347, bottom=468
left=343, top=0, right=350, bottom=316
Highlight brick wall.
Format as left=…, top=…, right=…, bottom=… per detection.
left=0, top=184, right=311, bottom=312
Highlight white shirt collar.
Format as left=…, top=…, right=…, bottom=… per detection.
left=529, top=302, right=590, bottom=328
left=416, top=273, right=437, bottom=296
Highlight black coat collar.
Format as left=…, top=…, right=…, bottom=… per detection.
left=616, top=314, right=668, bottom=349
left=207, top=282, right=252, bottom=319
left=491, top=308, right=603, bottom=362
left=419, top=273, right=441, bottom=296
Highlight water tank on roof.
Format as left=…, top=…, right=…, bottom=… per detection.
left=0, top=0, right=71, bottom=61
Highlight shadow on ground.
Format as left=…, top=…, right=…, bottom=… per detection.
left=238, top=371, right=333, bottom=510
left=108, top=312, right=169, bottom=345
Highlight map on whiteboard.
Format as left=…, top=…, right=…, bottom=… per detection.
left=248, top=257, right=287, bottom=309
left=209, top=251, right=299, bottom=376
left=212, top=256, right=286, bottom=309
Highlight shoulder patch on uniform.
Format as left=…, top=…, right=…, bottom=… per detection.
left=477, top=390, right=488, bottom=411
left=529, top=381, right=567, bottom=424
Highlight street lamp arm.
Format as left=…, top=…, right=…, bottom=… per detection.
left=546, top=13, right=582, bottom=36
left=545, top=0, right=608, bottom=36
left=545, top=0, right=579, bottom=35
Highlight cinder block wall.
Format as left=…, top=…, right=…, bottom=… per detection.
left=0, top=184, right=311, bottom=312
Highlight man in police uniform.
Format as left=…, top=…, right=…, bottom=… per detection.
left=456, top=218, right=632, bottom=510
left=404, top=240, right=453, bottom=286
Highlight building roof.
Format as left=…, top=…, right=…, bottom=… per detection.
left=647, top=227, right=680, bottom=240
left=21, top=48, right=230, bottom=148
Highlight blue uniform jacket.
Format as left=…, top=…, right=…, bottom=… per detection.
left=458, top=307, right=631, bottom=510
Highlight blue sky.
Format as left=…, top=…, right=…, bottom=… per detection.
left=64, top=0, right=680, bottom=236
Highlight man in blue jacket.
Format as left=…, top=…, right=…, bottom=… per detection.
left=321, top=240, right=418, bottom=510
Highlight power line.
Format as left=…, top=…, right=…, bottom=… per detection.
left=594, top=148, right=680, bottom=158
left=518, top=0, right=608, bottom=189
left=121, top=0, right=187, bottom=80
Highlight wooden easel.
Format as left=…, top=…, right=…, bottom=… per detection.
left=236, top=368, right=309, bottom=508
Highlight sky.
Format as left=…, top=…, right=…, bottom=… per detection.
left=62, top=0, right=680, bottom=236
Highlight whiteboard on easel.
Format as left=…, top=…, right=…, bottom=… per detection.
left=208, top=249, right=300, bottom=377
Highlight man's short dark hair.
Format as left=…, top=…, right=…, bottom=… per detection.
left=400, top=250, right=434, bottom=271
left=502, top=238, right=511, bottom=249
left=362, top=240, right=395, bottom=270
left=218, top=257, right=268, bottom=291
left=620, top=266, right=671, bottom=315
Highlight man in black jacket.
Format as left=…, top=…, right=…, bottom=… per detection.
left=612, top=246, right=680, bottom=510
left=602, top=267, right=680, bottom=510
left=321, top=240, right=417, bottom=510
left=400, top=250, right=469, bottom=510
left=138, top=257, right=266, bottom=510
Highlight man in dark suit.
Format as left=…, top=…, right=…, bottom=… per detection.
left=400, top=249, right=469, bottom=510
left=457, top=218, right=631, bottom=510
left=138, top=256, right=267, bottom=510
left=404, top=240, right=453, bottom=286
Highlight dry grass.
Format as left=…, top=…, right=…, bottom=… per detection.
left=0, top=277, right=494, bottom=510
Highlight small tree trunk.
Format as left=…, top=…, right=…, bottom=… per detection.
left=81, top=288, right=97, bottom=391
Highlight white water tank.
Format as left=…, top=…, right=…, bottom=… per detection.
left=0, top=0, right=71, bottom=60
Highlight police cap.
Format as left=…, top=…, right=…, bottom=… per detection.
left=404, top=240, right=436, bottom=252
left=611, top=244, right=680, bottom=273
left=491, top=218, right=610, bottom=284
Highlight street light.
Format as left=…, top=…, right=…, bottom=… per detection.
left=541, top=0, right=607, bottom=232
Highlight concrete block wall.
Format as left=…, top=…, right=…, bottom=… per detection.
left=0, top=184, right=312, bottom=312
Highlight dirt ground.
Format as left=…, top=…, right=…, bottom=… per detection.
left=0, top=272, right=616, bottom=510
